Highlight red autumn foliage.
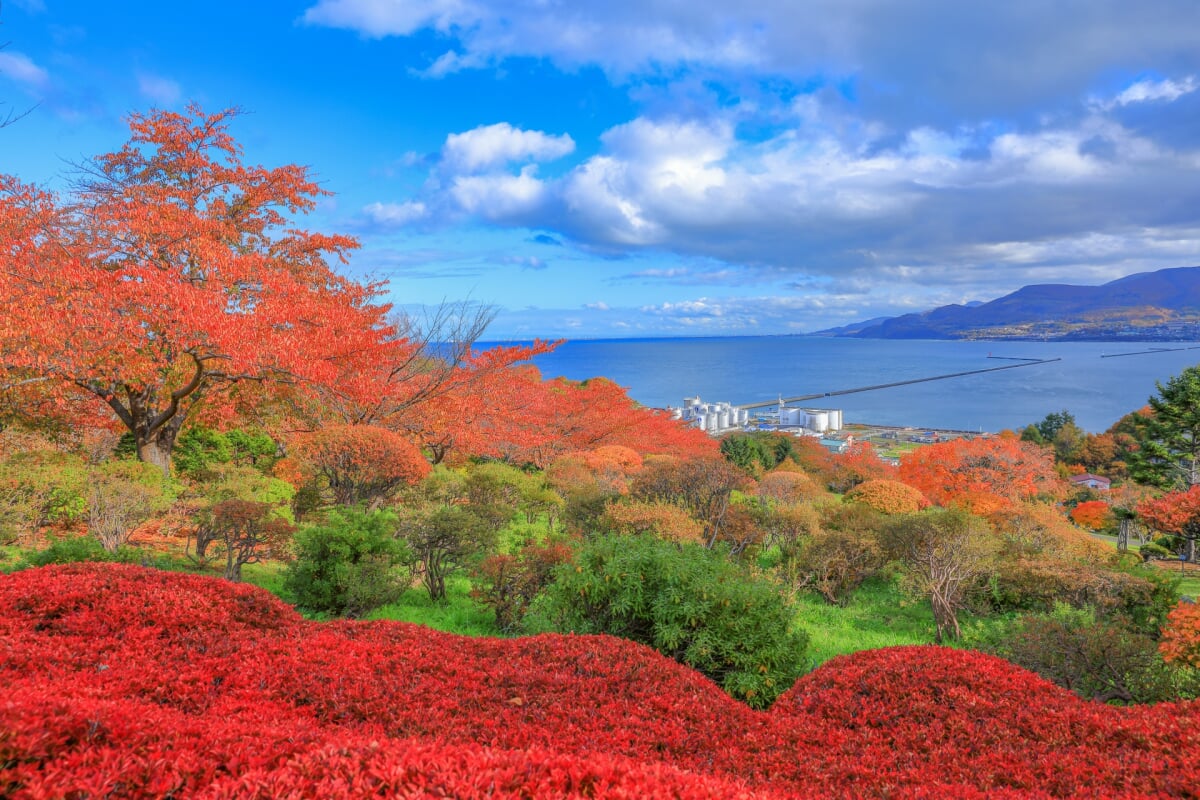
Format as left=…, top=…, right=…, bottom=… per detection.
left=788, top=437, right=893, bottom=492
left=444, top=369, right=718, bottom=468
left=291, top=424, right=430, bottom=505
left=5, top=563, right=1200, bottom=798
left=1069, top=500, right=1113, bottom=531
left=0, top=107, right=394, bottom=472
left=829, top=440, right=896, bottom=491
left=899, top=436, right=1064, bottom=515
left=1137, top=486, right=1200, bottom=537
left=1161, top=601, right=1200, bottom=669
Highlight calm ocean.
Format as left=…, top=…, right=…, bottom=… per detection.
left=516, top=337, right=1200, bottom=434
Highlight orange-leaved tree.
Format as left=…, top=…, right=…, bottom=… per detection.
left=0, top=106, right=392, bottom=473
left=292, top=425, right=430, bottom=507
left=1160, top=601, right=1200, bottom=668
left=845, top=479, right=930, bottom=515
left=1137, top=486, right=1200, bottom=560
left=1069, top=500, right=1112, bottom=531
left=898, top=437, right=1063, bottom=515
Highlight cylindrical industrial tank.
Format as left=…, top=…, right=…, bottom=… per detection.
left=694, top=413, right=707, bottom=430
left=669, top=408, right=683, bottom=420
left=707, top=415, right=720, bottom=432
left=830, top=409, right=842, bottom=430
left=719, top=411, right=730, bottom=428
left=810, top=411, right=829, bottom=433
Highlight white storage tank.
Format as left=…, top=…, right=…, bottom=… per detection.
left=719, top=411, right=730, bottom=428
left=707, top=415, right=720, bottom=432
left=810, top=411, right=829, bottom=433
left=694, top=413, right=707, bottom=430
left=829, top=409, right=843, bottom=430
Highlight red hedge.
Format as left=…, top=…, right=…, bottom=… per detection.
left=3, top=563, right=1200, bottom=798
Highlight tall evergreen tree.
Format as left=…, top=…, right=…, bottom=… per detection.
left=1129, top=366, right=1200, bottom=489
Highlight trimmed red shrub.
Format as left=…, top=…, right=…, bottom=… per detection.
left=4, top=563, right=1200, bottom=798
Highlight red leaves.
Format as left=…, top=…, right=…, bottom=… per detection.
left=0, top=107, right=394, bottom=466
left=899, top=437, right=1064, bottom=515
left=1161, top=601, right=1200, bottom=668
left=292, top=424, right=430, bottom=505
left=1069, top=499, right=1113, bottom=531
left=5, top=563, right=1200, bottom=798
left=1138, top=486, right=1200, bottom=536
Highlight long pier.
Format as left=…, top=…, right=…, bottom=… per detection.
left=737, top=357, right=1061, bottom=411
left=1100, top=346, right=1200, bottom=359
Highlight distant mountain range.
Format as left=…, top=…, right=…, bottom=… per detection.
left=814, top=267, right=1200, bottom=341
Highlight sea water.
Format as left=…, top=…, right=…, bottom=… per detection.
left=518, top=337, right=1200, bottom=434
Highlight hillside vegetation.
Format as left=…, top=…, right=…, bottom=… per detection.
left=8, top=105, right=1200, bottom=797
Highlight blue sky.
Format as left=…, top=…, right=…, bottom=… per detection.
left=3, top=1, right=1200, bottom=339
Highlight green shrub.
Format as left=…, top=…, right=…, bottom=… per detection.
left=23, top=535, right=140, bottom=567
left=538, top=533, right=808, bottom=708
left=1140, top=541, right=1175, bottom=561
left=284, top=508, right=410, bottom=617
left=174, top=426, right=279, bottom=478
left=173, top=427, right=235, bottom=476
left=0, top=450, right=89, bottom=542
left=87, top=460, right=173, bottom=553
left=979, top=603, right=1200, bottom=704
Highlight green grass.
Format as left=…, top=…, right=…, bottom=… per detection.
left=367, top=574, right=500, bottom=637
left=1176, top=576, right=1200, bottom=598
left=239, top=560, right=290, bottom=597
left=793, top=576, right=938, bottom=667
left=790, top=574, right=1017, bottom=668
left=0, top=544, right=24, bottom=572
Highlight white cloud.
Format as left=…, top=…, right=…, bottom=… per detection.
left=449, top=165, right=548, bottom=220
left=385, top=97, right=1200, bottom=297
left=302, top=0, right=478, bottom=37
left=584, top=301, right=610, bottom=310
left=501, top=255, right=548, bottom=270
left=443, top=122, right=575, bottom=172
left=0, top=51, right=49, bottom=91
left=137, top=73, right=182, bottom=105
left=420, top=49, right=489, bottom=78
left=1095, top=76, right=1199, bottom=110
left=303, top=1, right=1200, bottom=127
left=363, top=200, right=428, bottom=227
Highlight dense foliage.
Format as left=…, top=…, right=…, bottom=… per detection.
left=5, top=564, right=1200, bottom=798
left=539, top=534, right=808, bottom=708
left=11, top=103, right=1200, bottom=796
left=283, top=508, right=410, bottom=617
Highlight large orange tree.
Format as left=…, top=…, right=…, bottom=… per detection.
left=0, top=106, right=392, bottom=473
left=898, top=436, right=1063, bottom=515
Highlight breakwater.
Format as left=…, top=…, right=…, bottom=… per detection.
left=737, top=357, right=1061, bottom=411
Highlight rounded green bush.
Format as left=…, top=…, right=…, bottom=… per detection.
left=540, top=533, right=808, bottom=708
left=283, top=508, right=410, bottom=618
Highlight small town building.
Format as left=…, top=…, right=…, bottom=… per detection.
left=819, top=436, right=853, bottom=454
left=1069, top=473, right=1111, bottom=491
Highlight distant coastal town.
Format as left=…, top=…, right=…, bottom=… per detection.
left=670, top=396, right=987, bottom=465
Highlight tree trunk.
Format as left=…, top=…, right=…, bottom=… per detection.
left=137, top=437, right=174, bottom=476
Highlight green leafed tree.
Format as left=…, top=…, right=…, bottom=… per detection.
left=1129, top=366, right=1200, bottom=489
